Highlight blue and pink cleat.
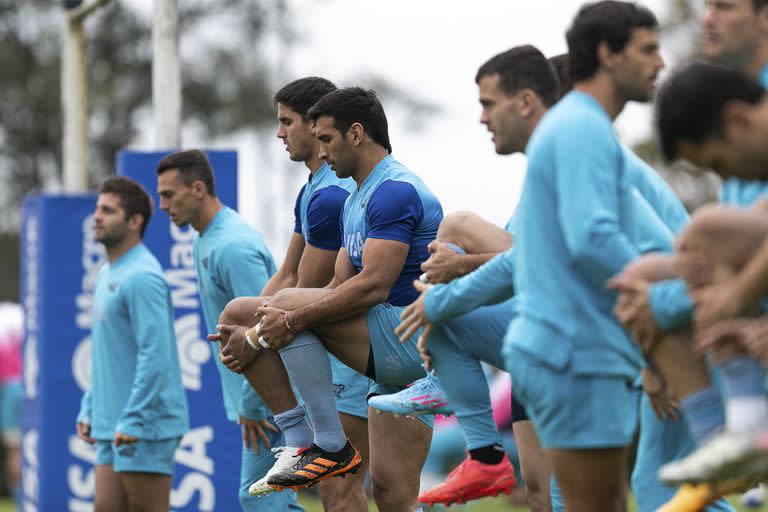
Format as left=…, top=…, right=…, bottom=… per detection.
left=368, top=371, right=454, bottom=417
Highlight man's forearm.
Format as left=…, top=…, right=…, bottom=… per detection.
left=261, top=271, right=298, bottom=297
left=454, top=252, right=498, bottom=278
left=287, top=275, right=386, bottom=332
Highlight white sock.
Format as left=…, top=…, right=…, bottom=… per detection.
left=726, top=397, right=768, bottom=434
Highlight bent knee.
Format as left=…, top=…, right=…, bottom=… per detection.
left=683, top=204, right=735, bottom=244
left=436, top=211, right=482, bottom=242
left=220, top=296, right=266, bottom=326
left=621, top=252, right=678, bottom=282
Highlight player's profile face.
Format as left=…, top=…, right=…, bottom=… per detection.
left=313, top=115, right=355, bottom=178
left=615, top=27, right=664, bottom=103
left=677, top=138, right=746, bottom=180
left=701, top=0, right=759, bottom=61
left=276, top=103, right=315, bottom=163
left=93, top=192, right=130, bottom=247
left=477, top=73, right=527, bottom=155
left=157, top=169, right=196, bottom=227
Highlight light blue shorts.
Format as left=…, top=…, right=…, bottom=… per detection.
left=95, top=437, right=180, bottom=476
left=505, top=345, right=639, bottom=449
left=0, top=380, right=22, bottom=445
left=365, top=302, right=434, bottom=429
left=329, top=354, right=370, bottom=420
left=366, top=303, right=425, bottom=386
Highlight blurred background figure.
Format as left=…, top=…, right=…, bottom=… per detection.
left=0, top=302, right=22, bottom=507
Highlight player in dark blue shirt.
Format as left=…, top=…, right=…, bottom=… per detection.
left=219, top=87, right=440, bottom=511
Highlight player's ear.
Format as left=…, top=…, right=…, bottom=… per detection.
left=518, top=89, right=538, bottom=118
left=192, top=179, right=207, bottom=198
left=127, top=212, right=144, bottom=234
left=349, top=122, right=365, bottom=146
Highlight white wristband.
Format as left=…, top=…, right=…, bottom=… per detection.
left=245, top=330, right=260, bottom=350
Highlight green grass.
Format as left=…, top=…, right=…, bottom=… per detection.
left=1, top=495, right=765, bottom=511
left=294, top=494, right=768, bottom=511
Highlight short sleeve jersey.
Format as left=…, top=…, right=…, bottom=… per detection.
left=293, top=162, right=356, bottom=250
left=342, top=155, right=443, bottom=306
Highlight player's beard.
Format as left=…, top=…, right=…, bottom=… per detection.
left=96, top=224, right=129, bottom=248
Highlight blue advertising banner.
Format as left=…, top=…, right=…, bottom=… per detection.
left=20, top=150, right=242, bottom=511
left=21, top=194, right=104, bottom=512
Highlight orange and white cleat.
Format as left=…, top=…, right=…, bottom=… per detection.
left=267, top=440, right=361, bottom=491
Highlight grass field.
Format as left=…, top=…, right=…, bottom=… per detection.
left=0, top=495, right=765, bottom=511
left=290, top=494, right=766, bottom=511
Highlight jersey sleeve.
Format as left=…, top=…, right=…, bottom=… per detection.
left=424, top=248, right=516, bottom=323
left=305, top=185, right=350, bottom=250
left=293, top=185, right=306, bottom=235
left=366, top=180, right=424, bottom=244
left=649, top=278, right=693, bottom=331
left=624, top=148, right=690, bottom=235
left=555, top=120, right=639, bottom=285
left=116, top=272, right=174, bottom=438
left=218, top=240, right=274, bottom=297
left=76, top=391, right=92, bottom=424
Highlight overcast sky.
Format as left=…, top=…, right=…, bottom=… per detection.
left=132, top=0, right=684, bottom=255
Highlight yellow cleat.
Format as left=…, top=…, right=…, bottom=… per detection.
left=657, top=478, right=760, bottom=512
left=656, top=483, right=719, bottom=512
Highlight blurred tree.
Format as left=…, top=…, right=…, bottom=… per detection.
left=0, top=0, right=437, bottom=298
left=0, top=0, right=291, bottom=231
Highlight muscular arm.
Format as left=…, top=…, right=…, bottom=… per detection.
left=325, top=247, right=359, bottom=289
left=287, top=238, right=409, bottom=330
left=451, top=253, right=498, bottom=274
left=261, top=233, right=305, bottom=296
left=296, top=244, right=338, bottom=288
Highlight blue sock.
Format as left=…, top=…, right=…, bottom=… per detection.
left=279, top=331, right=346, bottom=452
left=716, top=356, right=768, bottom=432
left=679, top=386, right=725, bottom=446
left=718, top=357, right=764, bottom=397
left=274, top=404, right=314, bottom=448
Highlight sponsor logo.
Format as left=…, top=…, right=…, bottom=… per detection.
left=332, top=383, right=346, bottom=399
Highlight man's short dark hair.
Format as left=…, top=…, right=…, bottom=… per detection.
left=475, top=45, right=560, bottom=107
left=274, top=77, right=338, bottom=119
left=655, top=61, right=766, bottom=162
left=567, top=1, right=658, bottom=82
left=155, top=149, right=216, bottom=196
left=308, top=87, right=392, bottom=153
left=548, top=53, right=573, bottom=99
left=99, top=176, right=153, bottom=238
left=755, top=0, right=768, bottom=11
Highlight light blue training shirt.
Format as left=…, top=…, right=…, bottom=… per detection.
left=194, top=206, right=277, bottom=422
left=78, top=243, right=189, bottom=440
